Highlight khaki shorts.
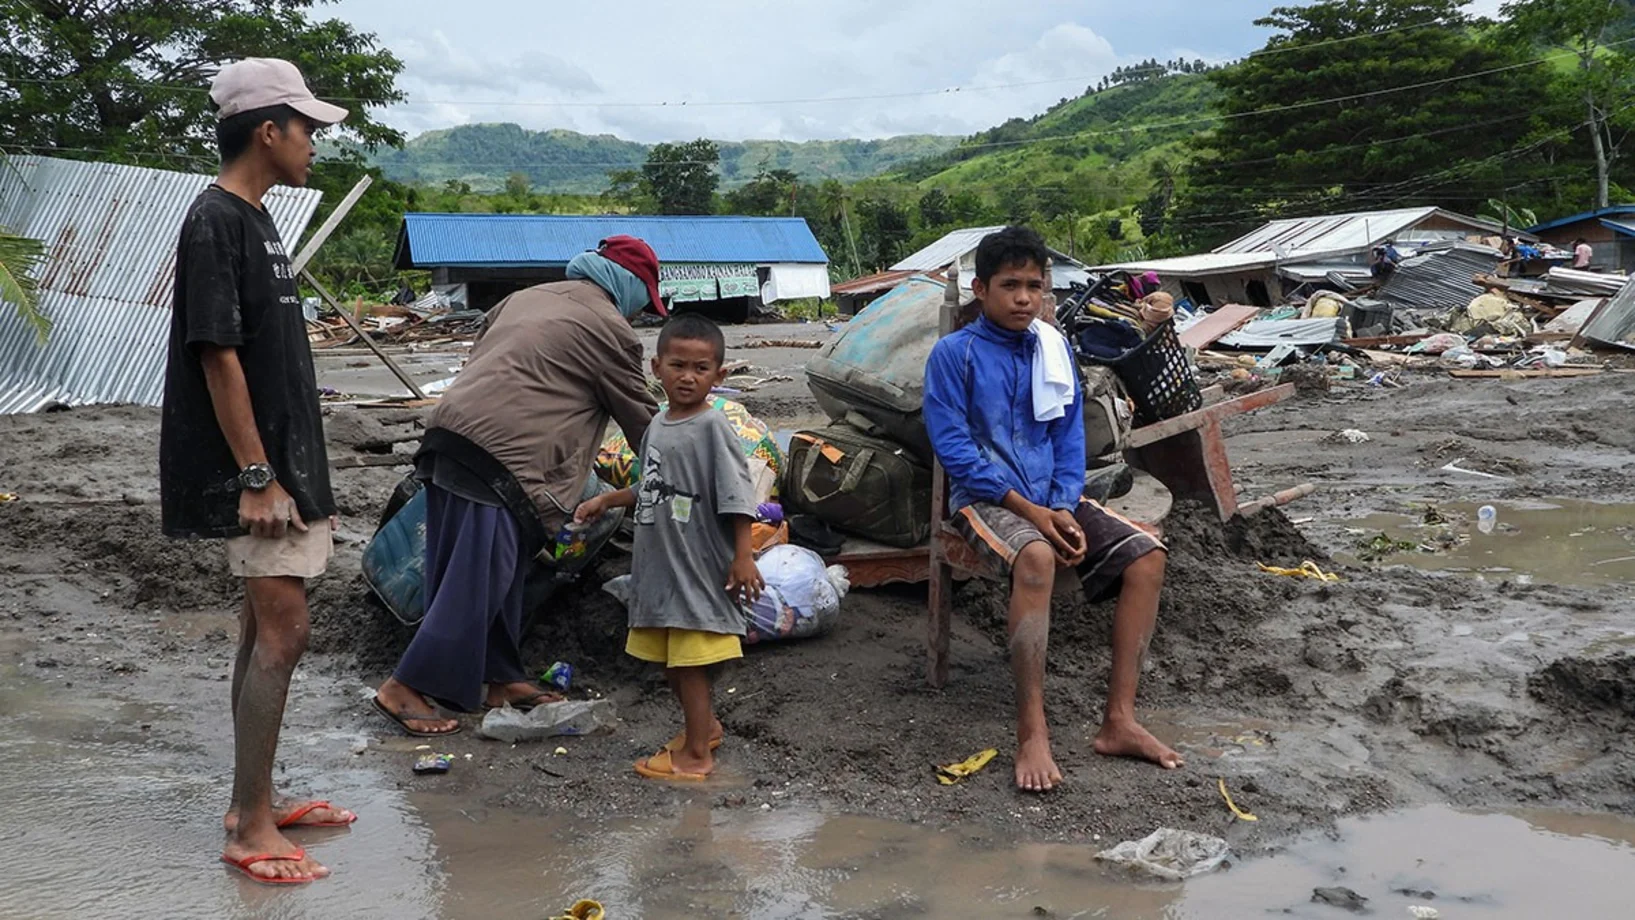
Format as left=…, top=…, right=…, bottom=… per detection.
left=952, top=500, right=1163, bottom=602
left=225, top=517, right=333, bottom=579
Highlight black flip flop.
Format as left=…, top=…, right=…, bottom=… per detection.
left=371, top=695, right=462, bottom=738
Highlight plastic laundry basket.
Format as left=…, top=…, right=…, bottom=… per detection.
left=1085, top=319, right=1201, bottom=426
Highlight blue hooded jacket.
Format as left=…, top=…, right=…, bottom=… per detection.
left=923, top=314, right=1085, bottom=514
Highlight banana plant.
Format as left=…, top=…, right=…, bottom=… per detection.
left=0, top=228, right=49, bottom=343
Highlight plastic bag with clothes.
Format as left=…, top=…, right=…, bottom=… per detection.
left=1095, top=828, right=1230, bottom=881
left=600, top=544, right=847, bottom=646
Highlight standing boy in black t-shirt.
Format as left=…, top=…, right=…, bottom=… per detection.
left=159, top=58, right=350, bottom=886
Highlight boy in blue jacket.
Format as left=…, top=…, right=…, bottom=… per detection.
left=923, top=226, right=1182, bottom=793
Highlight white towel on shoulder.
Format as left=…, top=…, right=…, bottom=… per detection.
left=1029, top=319, right=1076, bottom=422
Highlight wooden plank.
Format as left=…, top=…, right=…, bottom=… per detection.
left=1447, top=368, right=1604, bottom=379
left=330, top=454, right=414, bottom=470
left=1342, top=334, right=1431, bottom=348
left=302, top=270, right=428, bottom=400
left=1178, top=304, right=1261, bottom=350
left=291, top=175, right=372, bottom=275
left=1125, top=384, right=1296, bottom=449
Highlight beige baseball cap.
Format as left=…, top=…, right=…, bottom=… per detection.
left=210, top=58, right=349, bottom=126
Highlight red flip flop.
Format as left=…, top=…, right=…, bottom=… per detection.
left=221, top=847, right=316, bottom=885
left=278, top=800, right=357, bottom=829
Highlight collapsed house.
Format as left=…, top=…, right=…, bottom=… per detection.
left=0, top=156, right=322, bottom=414
left=1525, top=205, right=1635, bottom=274
left=392, top=213, right=831, bottom=319
left=1098, top=207, right=1518, bottom=308
left=832, top=225, right=1091, bottom=315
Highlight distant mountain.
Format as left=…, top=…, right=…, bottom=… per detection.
left=367, top=123, right=960, bottom=194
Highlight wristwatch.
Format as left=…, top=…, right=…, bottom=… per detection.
left=238, top=463, right=276, bottom=492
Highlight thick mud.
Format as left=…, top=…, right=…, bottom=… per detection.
left=2, top=365, right=1633, bottom=879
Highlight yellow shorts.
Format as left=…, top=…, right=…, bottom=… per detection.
left=626, top=628, right=743, bottom=668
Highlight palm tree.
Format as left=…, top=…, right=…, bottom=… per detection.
left=0, top=228, right=48, bottom=343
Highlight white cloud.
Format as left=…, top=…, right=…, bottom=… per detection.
left=331, top=0, right=1255, bottom=143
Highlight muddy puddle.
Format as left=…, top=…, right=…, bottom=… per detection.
left=1337, top=498, right=1635, bottom=586
left=6, top=658, right=1635, bottom=920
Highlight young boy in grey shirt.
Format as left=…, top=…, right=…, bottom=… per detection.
left=576, top=314, right=763, bottom=781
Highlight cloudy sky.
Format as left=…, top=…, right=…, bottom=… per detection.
left=331, top=0, right=1508, bottom=143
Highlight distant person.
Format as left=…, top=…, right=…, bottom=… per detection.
left=159, top=58, right=353, bottom=885
left=1370, top=242, right=1401, bottom=281
left=1573, top=238, right=1594, bottom=270
left=574, top=314, right=763, bottom=781
left=922, top=226, right=1181, bottom=794
left=370, top=237, right=663, bottom=736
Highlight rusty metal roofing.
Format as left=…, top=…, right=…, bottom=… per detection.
left=0, top=156, right=322, bottom=413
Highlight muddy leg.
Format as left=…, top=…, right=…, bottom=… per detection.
left=1010, top=541, right=1063, bottom=793
left=1093, top=550, right=1184, bottom=769
left=222, top=575, right=328, bottom=882
left=226, top=595, right=257, bottom=824
left=666, top=666, right=717, bottom=777
left=663, top=670, right=722, bottom=752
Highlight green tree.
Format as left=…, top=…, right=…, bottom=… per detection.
left=1173, top=0, right=1540, bottom=249
left=917, top=188, right=951, bottom=228
left=855, top=197, right=912, bottom=271
left=723, top=168, right=797, bottom=215
left=1503, top=0, right=1635, bottom=208
left=0, top=228, right=48, bottom=342
left=0, top=0, right=406, bottom=166
left=504, top=171, right=531, bottom=199
left=642, top=139, right=720, bottom=215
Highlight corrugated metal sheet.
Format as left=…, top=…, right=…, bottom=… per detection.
left=1581, top=275, right=1635, bottom=349
left=1376, top=242, right=1504, bottom=312
left=0, top=156, right=321, bottom=413
left=891, top=225, right=1009, bottom=271
left=1100, top=252, right=1277, bottom=278
left=1217, top=207, right=1440, bottom=257
left=396, top=213, right=828, bottom=268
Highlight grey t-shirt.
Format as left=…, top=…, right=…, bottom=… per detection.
left=629, top=409, right=758, bottom=634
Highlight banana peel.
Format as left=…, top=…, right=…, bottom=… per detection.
left=1218, top=778, right=1259, bottom=822
left=1256, top=560, right=1341, bottom=582
left=936, top=748, right=998, bottom=785
left=550, top=900, right=605, bottom=920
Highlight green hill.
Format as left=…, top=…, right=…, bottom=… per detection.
left=368, top=124, right=959, bottom=194
left=900, top=73, right=1222, bottom=213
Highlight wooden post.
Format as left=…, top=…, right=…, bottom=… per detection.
left=301, top=269, right=428, bottom=400
left=291, top=175, right=372, bottom=276
left=927, top=263, right=959, bottom=689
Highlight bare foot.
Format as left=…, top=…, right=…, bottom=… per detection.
left=375, top=678, right=459, bottom=735
left=666, top=745, right=715, bottom=778
left=664, top=717, right=724, bottom=753
left=1094, top=718, right=1185, bottom=769
left=225, top=799, right=356, bottom=833
left=483, top=681, right=564, bottom=710
left=1015, top=736, right=1063, bottom=793
left=222, top=826, right=330, bottom=883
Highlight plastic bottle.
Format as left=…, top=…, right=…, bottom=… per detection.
left=1477, top=505, right=1497, bottom=535
left=478, top=699, right=616, bottom=743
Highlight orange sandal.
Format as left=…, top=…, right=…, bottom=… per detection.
left=221, top=848, right=317, bottom=885
left=634, top=748, right=709, bottom=783
left=278, top=800, right=357, bottom=829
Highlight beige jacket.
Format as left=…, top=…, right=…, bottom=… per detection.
left=427, top=280, right=658, bottom=523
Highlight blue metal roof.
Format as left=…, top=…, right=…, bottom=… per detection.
left=1526, top=205, right=1635, bottom=235
left=395, top=213, right=829, bottom=269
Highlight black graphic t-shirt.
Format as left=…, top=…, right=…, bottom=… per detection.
left=159, top=185, right=335, bottom=538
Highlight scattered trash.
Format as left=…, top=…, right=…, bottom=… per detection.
left=741, top=338, right=823, bottom=349
left=1325, top=429, right=1371, bottom=444
left=1355, top=533, right=1421, bottom=561
left=554, top=746, right=568, bottom=756
left=1256, top=561, right=1341, bottom=582
left=935, top=748, right=997, bottom=785
left=413, top=753, right=453, bottom=775
left=1477, top=504, right=1498, bottom=535
left=0, top=492, right=17, bottom=502
left=478, top=699, right=617, bottom=743
left=1095, top=828, right=1231, bottom=881
left=1407, top=907, right=1440, bottom=920
left=1439, top=458, right=1510, bottom=481
left=1311, top=887, right=1368, bottom=912
left=1218, top=778, right=1260, bottom=821
left=548, top=899, right=606, bottom=920
left=541, top=660, right=574, bottom=691
left=1406, top=332, right=1468, bottom=355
